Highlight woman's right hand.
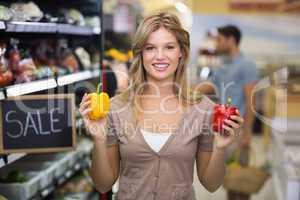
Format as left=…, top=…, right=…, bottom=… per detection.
left=79, top=93, right=107, bottom=142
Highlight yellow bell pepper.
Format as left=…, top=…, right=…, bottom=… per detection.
left=106, top=48, right=128, bottom=62
left=88, top=84, right=110, bottom=120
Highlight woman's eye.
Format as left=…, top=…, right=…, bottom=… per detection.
left=166, top=46, right=175, bottom=49
left=145, top=46, right=154, bottom=51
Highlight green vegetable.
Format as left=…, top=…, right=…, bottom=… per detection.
left=4, top=170, right=27, bottom=183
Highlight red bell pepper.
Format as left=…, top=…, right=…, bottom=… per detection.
left=212, top=97, right=238, bottom=133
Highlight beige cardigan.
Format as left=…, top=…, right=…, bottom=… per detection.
left=105, top=95, right=215, bottom=200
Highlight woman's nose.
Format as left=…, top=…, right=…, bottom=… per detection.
left=156, top=48, right=165, bottom=60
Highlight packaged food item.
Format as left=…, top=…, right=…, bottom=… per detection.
left=0, top=70, right=13, bottom=86
left=75, top=47, right=91, bottom=70
left=10, top=1, right=43, bottom=22
left=62, top=52, right=79, bottom=73
left=85, top=16, right=100, bottom=30
left=0, top=42, right=13, bottom=86
left=30, top=40, right=56, bottom=78
left=56, top=40, right=79, bottom=73
left=58, top=9, right=85, bottom=25
left=7, top=39, right=21, bottom=74
left=15, top=58, right=37, bottom=83
left=35, top=67, right=54, bottom=79
left=55, top=170, right=93, bottom=195
left=67, top=9, right=85, bottom=26
left=0, top=5, right=13, bottom=21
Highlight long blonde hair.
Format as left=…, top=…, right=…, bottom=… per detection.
left=120, top=12, right=202, bottom=118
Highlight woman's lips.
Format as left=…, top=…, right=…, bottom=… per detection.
left=152, top=63, right=169, bottom=72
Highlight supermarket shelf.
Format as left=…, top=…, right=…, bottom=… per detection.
left=0, top=138, right=93, bottom=199
left=0, top=91, right=5, bottom=100
left=57, top=71, right=93, bottom=86
left=0, top=153, right=26, bottom=168
left=5, top=22, right=57, bottom=33
left=6, top=78, right=57, bottom=97
left=76, top=118, right=84, bottom=129
left=57, top=24, right=94, bottom=35
left=271, top=118, right=300, bottom=200
left=93, top=27, right=101, bottom=35
left=57, top=191, right=99, bottom=200
left=273, top=170, right=285, bottom=200
left=0, top=21, right=5, bottom=30
left=271, top=118, right=300, bottom=143
left=0, top=70, right=99, bottom=98
left=273, top=169, right=300, bottom=200
left=92, top=69, right=101, bottom=78
left=0, top=21, right=100, bottom=36
left=77, top=138, right=93, bottom=155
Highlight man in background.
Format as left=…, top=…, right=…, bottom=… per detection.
left=205, top=25, right=258, bottom=200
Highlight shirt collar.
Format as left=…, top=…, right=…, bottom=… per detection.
left=220, top=52, right=244, bottom=65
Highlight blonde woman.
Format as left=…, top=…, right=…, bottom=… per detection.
left=79, top=12, right=243, bottom=200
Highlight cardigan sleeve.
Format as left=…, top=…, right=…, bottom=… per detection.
left=106, top=111, right=118, bottom=146
left=197, top=96, right=215, bottom=152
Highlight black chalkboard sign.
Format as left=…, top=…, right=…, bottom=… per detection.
left=0, top=94, right=76, bottom=153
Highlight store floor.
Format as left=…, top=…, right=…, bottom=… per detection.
left=193, top=135, right=276, bottom=200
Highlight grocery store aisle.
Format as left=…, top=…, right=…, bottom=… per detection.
left=193, top=135, right=276, bottom=200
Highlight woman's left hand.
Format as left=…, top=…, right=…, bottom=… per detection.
left=213, top=112, right=244, bottom=150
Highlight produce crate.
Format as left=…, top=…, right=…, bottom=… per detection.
left=0, top=171, right=40, bottom=200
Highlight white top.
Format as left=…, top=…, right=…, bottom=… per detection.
left=141, top=129, right=172, bottom=153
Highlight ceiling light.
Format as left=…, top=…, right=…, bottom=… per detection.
left=175, top=2, right=188, bottom=13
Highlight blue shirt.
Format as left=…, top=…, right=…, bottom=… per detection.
left=211, top=53, right=258, bottom=116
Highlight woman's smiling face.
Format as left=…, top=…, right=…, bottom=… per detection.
left=142, top=26, right=182, bottom=83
